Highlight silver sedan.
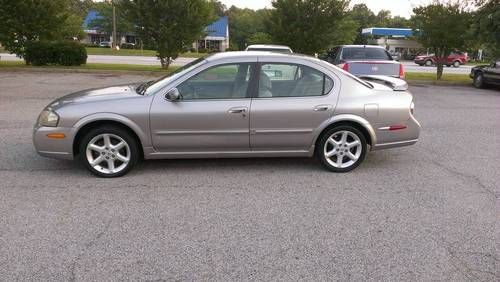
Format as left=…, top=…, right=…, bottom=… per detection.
left=33, top=52, right=421, bottom=177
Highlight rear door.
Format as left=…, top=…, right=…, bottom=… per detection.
left=249, top=61, right=337, bottom=151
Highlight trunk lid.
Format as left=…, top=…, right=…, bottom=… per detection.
left=359, top=75, right=408, bottom=91
left=343, top=60, right=401, bottom=77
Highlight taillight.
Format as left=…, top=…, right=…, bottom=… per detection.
left=399, top=63, right=405, bottom=79
left=342, top=63, right=349, bottom=71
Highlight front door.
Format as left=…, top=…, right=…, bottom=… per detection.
left=250, top=62, right=336, bottom=151
left=150, top=63, right=255, bottom=152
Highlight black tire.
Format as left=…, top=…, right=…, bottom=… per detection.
left=78, top=125, right=139, bottom=177
left=453, top=61, right=460, bottom=68
left=316, top=125, right=367, bottom=173
left=425, top=60, right=433, bottom=67
left=473, top=72, right=485, bottom=89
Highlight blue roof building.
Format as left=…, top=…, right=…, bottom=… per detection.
left=360, top=27, right=422, bottom=59
left=196, top=16, right=229, bottom=51
left=361, top=27, right=414, bottom=37
left=82, top=11, right=230, bottom=52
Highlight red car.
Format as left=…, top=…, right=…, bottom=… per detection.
left=414, top=52, right=468, bottom=68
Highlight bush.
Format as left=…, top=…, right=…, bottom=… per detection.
left=25, top=41, right=87, bottom=66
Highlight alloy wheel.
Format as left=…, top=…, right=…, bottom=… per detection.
left=323, top=130, right=362, bottom=169
left=85, top=133, right=131, bottom=174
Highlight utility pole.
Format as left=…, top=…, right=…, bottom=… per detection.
left=112, top=0, right=117, bottom=49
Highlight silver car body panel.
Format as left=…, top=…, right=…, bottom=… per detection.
left=33, top=51, right=420, bottom=161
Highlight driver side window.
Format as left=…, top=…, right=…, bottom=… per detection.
left=177, top=63, right=253, bottom=100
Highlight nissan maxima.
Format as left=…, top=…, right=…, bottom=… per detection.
left=33, top=52, right=421, bottom=177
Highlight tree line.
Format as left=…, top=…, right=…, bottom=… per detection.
left=0, top=0, right=498, bottom=78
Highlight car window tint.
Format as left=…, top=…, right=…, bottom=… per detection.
left=342, top=47, right=392, bottom=60
left=258, top=63, right=333, bottom=98
left=177, top=63, right=252, bottom=100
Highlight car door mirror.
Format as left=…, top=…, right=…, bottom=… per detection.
left=165, top=88, right=180, bottom=102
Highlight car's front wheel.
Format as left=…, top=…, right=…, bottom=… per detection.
left=425, top=60, right=433, bottom=66
left=79, top=126, right=139, bottom=177
left=316, top=126, right=367, bottom=172
left=453, top=61, right=460, bottom=68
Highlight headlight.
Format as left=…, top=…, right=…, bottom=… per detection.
left=38, top=109, right=59, bottom=127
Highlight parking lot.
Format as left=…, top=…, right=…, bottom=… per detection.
left=0, top=71, right=498, bottom=281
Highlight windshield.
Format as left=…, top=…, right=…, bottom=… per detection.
left=143, top=56, right=208, bottom=95
left=342, top=47, right=392, bottom=60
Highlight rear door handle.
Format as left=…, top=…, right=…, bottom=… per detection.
left=313, top=105, right=332, bottom=112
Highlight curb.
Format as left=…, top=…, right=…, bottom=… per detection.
left=0, top=66, right=167, bottom=76
left=406, top=80, right=472, bottom=87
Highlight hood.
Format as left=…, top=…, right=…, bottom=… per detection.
left=48, top=84, right=140, bottom=109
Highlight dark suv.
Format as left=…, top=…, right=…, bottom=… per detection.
left=320, top=45, right=404, bottom=79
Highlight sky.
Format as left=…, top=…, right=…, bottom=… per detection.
left=219, top=0, right=435, bottom=18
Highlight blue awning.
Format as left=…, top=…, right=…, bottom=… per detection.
left=361, top=27, right=413, bottom=37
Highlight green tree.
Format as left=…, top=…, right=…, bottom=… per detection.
left=348, top=4, right=376, bottom=44
left=119, top=0, right=214, bottom=69
left=210, top=0, right=226, bottom=17
left=412, top=2, right=472, bottom=79
left=0, top=0, right=83, bottom=57
left=472, top=0, right=500, bottom=58
left=267, top=0, right=353, bottom=55
left=226, top=6, right=270, bottom=50
left=247, top=32, right=273, bottom=45
left=69, top=0, right=94, bottom=18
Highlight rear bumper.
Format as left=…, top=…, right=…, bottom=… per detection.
left=372, top=114, right=421, bottom=151
left=33, top=126, right=76, bottom=160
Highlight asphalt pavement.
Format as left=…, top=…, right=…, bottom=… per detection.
left=0, top=71, right=498, bottom=281
left=1, top=53, right=473, bottom=73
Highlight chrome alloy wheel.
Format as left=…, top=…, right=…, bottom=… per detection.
left=85, top=133, right=130, bottom=174
left=323, top=130, right=362, bottom=168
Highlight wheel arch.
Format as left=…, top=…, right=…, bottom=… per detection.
left=72, top=115, right=146, bottom=158
left=313, top=115, right=376, bottom=148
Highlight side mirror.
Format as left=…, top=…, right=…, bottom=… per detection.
left=165, top=88, right=180, bottom=102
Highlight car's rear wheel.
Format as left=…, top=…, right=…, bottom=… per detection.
left=453, top=61, right=460, bottom=68
left=316, top=126, right=367, bottom=172
left=425, top=60, right=433, bottom=66
left=473, top=72, right=484, bottom=88
left=79, top=126, right=139, bottom=177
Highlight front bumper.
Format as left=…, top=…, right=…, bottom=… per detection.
left=33, top=126, right=76, bottom=160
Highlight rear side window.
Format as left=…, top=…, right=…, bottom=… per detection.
left=258, top=63, right=334, bottom=98
left=342, top=47, right=392, bottom=60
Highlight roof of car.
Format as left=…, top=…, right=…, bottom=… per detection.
left=246, top=44, right=292, bottom=50
left=338, top=45, right=386, bottom=49
left=205, top=51, right=317, bottom=62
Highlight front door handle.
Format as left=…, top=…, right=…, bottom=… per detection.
left=228, top=107, right=247, bottom=116
left=313, top=105, right=333, bottom=112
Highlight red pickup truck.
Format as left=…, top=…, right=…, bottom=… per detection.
left=414, top=52, right=468, bottom=68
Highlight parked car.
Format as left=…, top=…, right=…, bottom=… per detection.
left=319, top=45, right=405, bottom=79
left=414, top=51, right=468, bottom=67
left=245, top=44, right=293, bottom=53
left=388, top=50, right=401, bottom=61
left=33, top=52, right=420, bottom=177
left=99, top=41, right=111, bottom=48
left=120, top=42, right=136, bottom=49
left=470, top=60, right=500, bottom=88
